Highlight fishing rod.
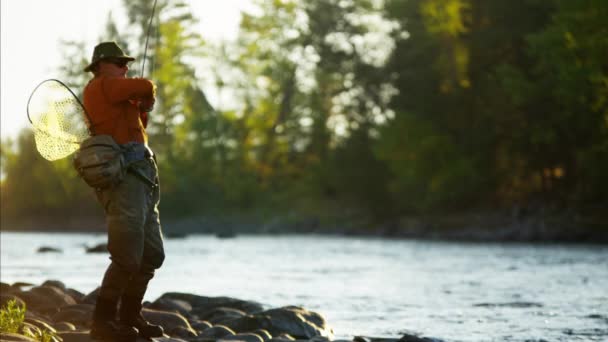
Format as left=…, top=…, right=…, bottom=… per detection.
left=28, top=0, right=159, bottom=161
left=141, top=0, right=158, bottom=78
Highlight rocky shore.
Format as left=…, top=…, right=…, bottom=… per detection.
left=0, top=280, right=443, bottom=342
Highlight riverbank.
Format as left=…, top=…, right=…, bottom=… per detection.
left=2, top=209, right=607, bottom=243
left=0, top=280, right=442, bottom=342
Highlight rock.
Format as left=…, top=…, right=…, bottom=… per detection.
left=1, top=281, right=14, bottom=294
left=11, top=282, right=34, bottom=290
left=268, top=334, right=295, bottom=342
left=54, top=321, right=77, bottom=331
left=1, top=294, right=26, bottom=309
left=190, top=320, right=213, bottom=333
left=141, top=308, right=196, bottom=336
left=149, top=297, right=193, bottom=317
left=52, top=305, right=94, bottom=327
left=158, top=293, right=264, bottom=314
left=219, top=332, right=265, bottom=342
left=58, top=331, right=93, bottom=342
left=169, top=325, right=199, bottom=339
left=20, top=322, right=42, bottom=338
left=37, top=246, right=62, bottom=253
left=86, top=243, right=108, bottom=253
left=24, top=309, right=50, bottom=323
left=18, top=285, right=77, bottom=313
left=80, top=287, right=100, bottom=305
left=253, top=329, right=273, bottom=341
left=41, top=280, right=67, bottom=291
left=473, top=302, right=543, bottom=308
left=66, top=288, right=86, bottom=302
left=268, top=334, right=296, bottom=342
left=309, top=336, right=331, bottom=342
left=198, top=325, right=236, bottom=339
left=194, top=307, right=247, bottom=324
left=0, top=333, right=38, bottom=341
left=24, top=318, right=57, bottom=334
left=398, top=334, right=447, bottom=342
left=275, top=334, right=294, bottom=340
left=223, top=306, right=333, bottom=339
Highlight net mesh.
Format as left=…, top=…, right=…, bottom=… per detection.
left=27, top=80, right=90, bottom=161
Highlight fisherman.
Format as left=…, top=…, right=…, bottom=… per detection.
left=83, top=41, right=165, bottom=341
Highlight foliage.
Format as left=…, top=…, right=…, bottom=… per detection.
left=0, top=300, right=59, bottom=342
left=2, top=0, right=607, bottom=229
left=0, top=300, right=24, bottom=334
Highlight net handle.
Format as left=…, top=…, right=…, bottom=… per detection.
left=27, top=78, right=95, bottom=136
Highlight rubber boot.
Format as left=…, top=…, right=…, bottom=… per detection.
left=119, top=295, right=164, bottom=338
left=90, top=296, right=139, bottom=342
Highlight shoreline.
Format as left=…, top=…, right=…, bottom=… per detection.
left=1, top=212, right=607, bottom=244
left=0, top=279, right=441, bottom=342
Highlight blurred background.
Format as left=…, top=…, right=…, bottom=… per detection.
left=1, top=0, right=607, bottom=239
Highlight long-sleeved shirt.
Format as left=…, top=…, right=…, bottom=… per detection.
left=83, top=76, right=155, bottom=144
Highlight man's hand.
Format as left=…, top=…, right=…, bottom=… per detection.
left=139, top=96, right=155, bottom=112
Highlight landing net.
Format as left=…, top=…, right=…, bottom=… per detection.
left=27, top=79, right=91, bottom=161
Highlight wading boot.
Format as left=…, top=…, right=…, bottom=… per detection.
left=120, top=295, right=164, bottom=338
left=90, top=296, right=139, bottom=342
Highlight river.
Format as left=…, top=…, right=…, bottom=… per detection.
left=0, top=232, right=607, bottom=341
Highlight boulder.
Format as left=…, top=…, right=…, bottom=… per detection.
left=197, top=325, right=235, bottom=339
left=11, top=282, right=34, bottom=290
left=58, top=331, right=94, bottom=342
left=169, top=325, right=198, bottom=339
left=37, top=246, right=62, bottom=253
left=253, top=329, right=273, bottom=341
left=189, top=320, right=213, bottom=333
left=223, top=306, right=333, bottom=340
left=80, top=287, right=100, bottom=305
left=24, top=318, right=57, bottom=334
left=148, top=297, right=193, bottom=317
left=194, top=307, right=247, bottom=324
left=158, top=293, right=264, bottom=314
left=1, top=281, right=14, bottom=294
left=219, top=332, right=265, bottom=342
left=0, top=333, right=38, bottom=341
left=66, top=288, right=86, bottom=302
left=52, top=305, right=94, bottom=327
left=41, top=280, right=67, bottom=291
left=59, top=332, right=159, bottom=342
left=268, top=334, right=296, bottom=342
left=18, top=285, right=76, bottom=313
left=86, top=243, right=108, bottom=253
left=54, top=321, right=77, bottom=331
left=1, top=294, right=25, bottom=309
left=141, top=308, right=196, bottom=336
left=20, top=322, right=42, bottom=338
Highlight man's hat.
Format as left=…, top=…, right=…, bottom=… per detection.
left=84, top=41, right=135, bottom=72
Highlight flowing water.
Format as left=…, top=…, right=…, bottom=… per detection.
left=1, top=232, right=607, bottom=341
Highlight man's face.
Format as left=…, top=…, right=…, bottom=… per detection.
left=98, top=59, right=130, bottom=78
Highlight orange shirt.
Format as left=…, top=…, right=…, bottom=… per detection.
left=83, top=76, right=155, bottom=145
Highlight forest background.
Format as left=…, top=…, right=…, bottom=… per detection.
left=1, top=0, right=607, bottom=238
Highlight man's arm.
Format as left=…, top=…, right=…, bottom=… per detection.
left=102, top=77, right=156, bottom=104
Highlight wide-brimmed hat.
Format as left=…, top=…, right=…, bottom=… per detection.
left=84, top=41, right=135, bottom=72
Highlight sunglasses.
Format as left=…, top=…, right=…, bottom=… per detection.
left=105, top=59, right=129, bottom=68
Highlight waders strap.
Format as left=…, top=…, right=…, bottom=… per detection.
left=127, top=166, right=157, bottom=189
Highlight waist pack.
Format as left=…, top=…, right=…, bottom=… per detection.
left=73, top=135, right=126, bottom=190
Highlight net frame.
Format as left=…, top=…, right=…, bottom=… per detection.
left=26, top=79, right=93, bottom=161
